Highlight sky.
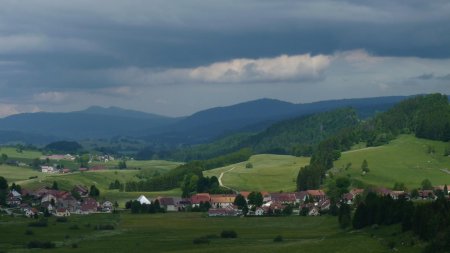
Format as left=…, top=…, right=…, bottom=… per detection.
left=0, top=0, right=450, bottom=117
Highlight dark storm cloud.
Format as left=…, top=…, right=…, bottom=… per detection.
left=0, top=0, right=449, bottom=116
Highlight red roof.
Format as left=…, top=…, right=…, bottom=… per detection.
left=270, top=193, right=296, bottom=203
left=306, top=190, right=326, bottom=197
left=190, top=193, right=211, bottom=204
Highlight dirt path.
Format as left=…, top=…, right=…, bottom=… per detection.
left=218, top=167, right=237, bottom=192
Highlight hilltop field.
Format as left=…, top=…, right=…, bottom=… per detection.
left=333, top=135, right=450, bottom=189
left=203, top=154, right=310, bottom=192
left=205, top=135, right=450, bottom=191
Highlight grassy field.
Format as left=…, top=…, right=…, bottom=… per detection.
left=203, top=154, right=310, bottom=192
left=0, top=147, right=43, bottom=160
left=0, top=212, right=423, bottom=253
left=333, top=135, right=450, bottom=189
left=1, top=159, right=182, bottom=207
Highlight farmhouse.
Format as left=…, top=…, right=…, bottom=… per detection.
left=137, top=195, right=151, bottom=205
left=55, top=208, right=71, bottom=217
left=190, top=193, right=211, bottom=207
left=210, top=194, right=236, bottom=208
left=208, top=206, right=241, bottom=217
left=157, top=197, right=178, bottom=212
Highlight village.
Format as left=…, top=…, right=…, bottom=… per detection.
left=1, top=182, right=445, bottom=219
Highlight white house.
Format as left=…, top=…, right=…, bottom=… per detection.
left=41, top=166, right=55, bottom=173
left=137, top=195, right=151, bottom=205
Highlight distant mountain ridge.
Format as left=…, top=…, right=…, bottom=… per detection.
left=0, top=95, right=446, bottom=145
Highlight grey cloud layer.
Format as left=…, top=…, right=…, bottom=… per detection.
left=0, top=0, right=449, bottom=116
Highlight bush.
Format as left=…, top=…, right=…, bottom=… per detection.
left=56, top=217, right=68, bottom=222
left=273, top=235, right=283, bottom=242
left=69, top=224, right=79, bottom=230
left=192, top=237, right=210, bottom=244
left=94, top=224, right=115, bottom=230
left=245, top=163, right=253, bottom=169
left=28, top=219, right=48, bottom=227
left=25, top=229, right=34, bottom=235
left=72, top=243, right=78, bottom=248
left=27, top=241, right=55, bottom=249
left=220, top=230, right=237, bottom=238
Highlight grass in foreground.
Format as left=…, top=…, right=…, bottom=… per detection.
left=0, top=212, right=423, bottom=253
left=203, top=154, right=310, bottom=192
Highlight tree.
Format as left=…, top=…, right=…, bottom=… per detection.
left=245, top=163, right=253, bottom=169
left=0, top=176, right=8, bottom=205
left=444, top=184, right=448, bottom=196
left=10, top=183, right=21, bottom=194
left=247, top=192, right=263, bottom=207
left=338, top=202, right=352, bottom=229
left=361, top=159, right=369, bottom=173
left=0, top=153, right=8, bottom=164
left=89, top=185, right=100, bottom=197
left=118, top=160, right=127, bottom=170
left=0, top=176, right=7, bottom=190
left=51, top=181, right=59, bottom=190
left=233, top=194, right=248, bottom=211
left=411, top=189, right=419, bottom=199
left=421, top=179, right=433, bottom=190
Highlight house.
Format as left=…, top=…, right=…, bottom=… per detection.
left=89, top=165, right=106, bottom=171
left=255, top=207, right=265, bottom=216
left=210, top=194, right=236, bottom=208
left=306, top=190, right=327, bottom=201
left=79, top=168, right=88, bottom=172
left=41, top=165, right=55, bottom=173
left=318, top=199, right=331, bottom=211
left=102, top=201, right=114, bottom=212
left=190, top=193, right=211, bottom=207
left=80, top=198, right=98, bottom=214
left=390, top=191, right=407, bottom=200
left=308, top=206, right=320, bottom=216
left=55, top=208, right=70, bottom=217
left=208, top=206, right=241, bottom=217
left=137, top=195, right=151, bottom=205
left=374, top=187, right=393, bottom=197
left=270, top=193, right=296, bottom=204
left=6, top=195, right=21, bottom=207
left=57, top=195, right=79, bottom=212
left=157, top=197, right=177, bottom=212
left=61, top=168, right=71, bottom=174
left=41, top=193, right=57, bottom=204
left=72, top=185, right=89, bottom=197
left=295, top=191, right=309, bottom=203
left=434, top=185, right=450, bottom=194
left=24, top=208, right=39, bottom=218
left=418, top=190, right=436, bottom=200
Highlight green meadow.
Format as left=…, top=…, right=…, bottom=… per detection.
left=0, top=147, right=43, bottom=160
left=203, top=154, right=310, bottom=192
left=0, top=212, right=423, bottom=253
left=334, top=135, right=450, bottom=189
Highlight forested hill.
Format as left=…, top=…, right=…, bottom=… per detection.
left=243, top=108, right=359, bottom=155
left=370, top=93, right=450, bottom=142
left=166, top=108, right=360, bottom=161
left=296, top=93, right=450, bottom=191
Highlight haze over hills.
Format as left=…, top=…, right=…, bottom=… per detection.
left=0, top=95, right=444, bottom=145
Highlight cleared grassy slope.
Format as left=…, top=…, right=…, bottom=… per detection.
left=333, top=135, right=450, bottom=189
left=203, top=154, right=310, bottom=192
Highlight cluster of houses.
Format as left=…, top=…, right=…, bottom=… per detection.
left=41, top=154, right=76, bottom=161
left=40, top=165, right=107, bottom=174
left=134, top=185, right=450, bottom=217
left=2, top=185, right=114, bottom=218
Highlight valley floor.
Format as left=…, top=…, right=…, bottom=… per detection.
left=0, top=212, right=423, bottom=253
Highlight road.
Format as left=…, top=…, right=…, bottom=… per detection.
left=218, top=167, right=237, bottom=193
